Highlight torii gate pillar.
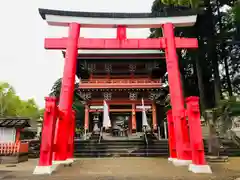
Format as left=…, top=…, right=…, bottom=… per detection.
left=162, top=23, right=192, bottom=166
left=53, top=23, right=80, bottom=164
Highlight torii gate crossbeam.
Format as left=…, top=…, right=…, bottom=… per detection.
left=44, top=37, right=198, bottom=50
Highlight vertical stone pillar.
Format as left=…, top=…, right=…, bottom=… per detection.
left=84, top=105, right=89, bottom=130
left=186, top=96, right=212, bottom=173
left=54, top=23, right=80, bottom=163
left=33, top=97, right=58, bottom=174
left=162, top=23, right=191, bottom=166
left=117, top=25, right=127, bottom=40
left=166, top=110, right=177, bottom=162
left=152, top=102, right=157, bottom=131
left=67, top=110, right=76, bottom=163
left=131, top=104, right=136, bottom=133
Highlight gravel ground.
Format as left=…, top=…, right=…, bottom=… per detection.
left=1, top=157, right=240, bottom=180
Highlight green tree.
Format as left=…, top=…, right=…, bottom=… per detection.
left=0, top=82, right=41, bottom=119
left=49, top=78, right=85, bottom=125
left=0, top=82, right=17, bottom=117
left=16, top=99, right=40, bottom=119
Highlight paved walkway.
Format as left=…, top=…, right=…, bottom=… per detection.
left=1, top=157, right=240, bottom=180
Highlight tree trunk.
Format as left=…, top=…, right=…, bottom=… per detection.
left=216, top=0, right=233, bottom=97
left=208, top=37, right=222, bottom=106
left=195, top=42, right=207, bottom=112
left=223, top=57, right=233, bottom=97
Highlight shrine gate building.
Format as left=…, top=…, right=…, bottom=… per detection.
left=34, top=8, right=212, bottom=175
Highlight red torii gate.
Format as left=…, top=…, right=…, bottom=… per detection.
left=34, top=8, right=212, bottom=175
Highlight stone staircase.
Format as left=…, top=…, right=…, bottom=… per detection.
left=27, top=128, right=240, bottom=158
left=73, top=138, right=240, bottom=158
left=201, top=123, right=240, bottom=156
left=74, top=139, right=169, bottom=157
left=27, top=138, right=240, bottom=158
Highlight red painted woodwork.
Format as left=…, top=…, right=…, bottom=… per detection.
left=77, top=55, right=165, bottom=60
left=45, top=37, right=198, bottom=50
left=131, top=104, right=136, bottom=131
left=84, top=105, right=89, bottom=130
left=167, top=110, right=177, bottom=160
left=89, top=76, right=154, bottom=80
left=117, top=26, right=127, bottom=40
left=67, top=110, right=76, bottom=160
left=152, top=103, right=157, bottom=130
left=88, top=100, right=153, bottom=105
left=89, top=108, right=150, bottom=112
left=162, top=23, right=191, bottom=161
left=38, top=97, right=58, bottom=167
left=79, top=78, right=162, bottom=89
left=80, top=83, right=161, bottom=89
left=186, top=96, right=206, bottom=165
left=15, top=129, right=21, bottom=142
left=81, top=79, right=160, bottom=83
left=54, top=23, right=80, bottom=162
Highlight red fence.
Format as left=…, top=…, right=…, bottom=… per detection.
left=0, top=142, right=28, bottom=155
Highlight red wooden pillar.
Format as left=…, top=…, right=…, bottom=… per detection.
left=15, top=129, right=21, bottom=143
left=166, top=110, right=177, bottom=161
left=152, top=102, right=157, bottom=131
left=162, top=23, right=191, bottom=166
left=84, top=105, right=89, bottom=130
left=33, top=97, right=58, bottom=174
left=67, top=110, right=76, bottom=162
left=131, top=104, right=136, bottom=133
left=117, top=25, right=127, bottom=40
left=54, top=23, right=80, bottom=163
left=186, top=97, right=212, bottom=173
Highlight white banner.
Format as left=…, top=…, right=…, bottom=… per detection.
left=103, top=100, right=111, bottom=128
left=141, top=98, right=149, bottom=127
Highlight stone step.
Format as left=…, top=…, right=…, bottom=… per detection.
left=27, top=138, right=240, bottom=158
left=74, top=152, right=169, bottom=157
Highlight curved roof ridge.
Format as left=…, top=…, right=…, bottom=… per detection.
left=39, top=8, right=198, bottom=20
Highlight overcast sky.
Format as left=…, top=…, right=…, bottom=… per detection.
left=0, top=0, right=154, bottom=108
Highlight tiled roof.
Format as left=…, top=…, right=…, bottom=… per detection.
left=0, top=117, right=31, bottom=128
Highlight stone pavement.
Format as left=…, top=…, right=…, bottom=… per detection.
left=1, top=157, right=240, bottom=180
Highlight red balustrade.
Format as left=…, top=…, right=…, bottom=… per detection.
left=79, top=79, right=162, bottom=89
left=81, top=79, right=161, bottom=84
left=0, top=142, right=28, bottom=155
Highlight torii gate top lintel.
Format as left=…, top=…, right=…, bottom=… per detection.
left=39, top=8, right=197, bottom=28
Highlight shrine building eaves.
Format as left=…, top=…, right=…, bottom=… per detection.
left=39, top=8, right=198, bottom=28
left=62, top=50, right=165, bottom=60
left=0, top=117, right=31, bottom=128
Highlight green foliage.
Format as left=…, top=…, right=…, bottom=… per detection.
left=233, top=1, right=240, bottom=22
left=0, top=82, right=41, bottom=119
left=150, top=0, right=240, bottom=111
left=156, top=0, right=204, bottom=8
left=49, top=78, right=85, bottom=122
left=219, top=98, right=240, bottom=116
